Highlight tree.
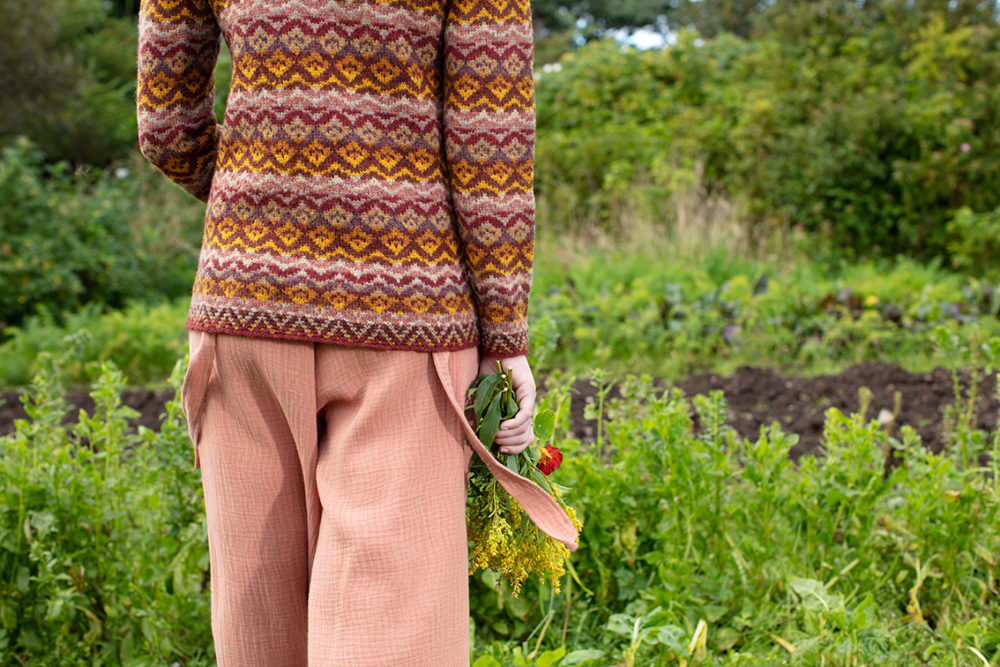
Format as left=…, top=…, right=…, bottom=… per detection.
left=671, top=0, right=769, bottom=38
left=670, top=0, right=999, bottom=40
left=0, top=0, right=139, bottom=166
left=533, top=0, right=677, bottom=33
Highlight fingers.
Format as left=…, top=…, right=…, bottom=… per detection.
left=500, top=403, right=531, bottom=431
left=495, top=413, right=532, bottom=444
left=496, top=419, right=533, bottom=452
left=499, top=379, right=534, bottom=426
left=478, top=353, right=536, bottom=455
left=498, top=441, right=531, bottom=455
left=497, top=400, right=535, bottom=454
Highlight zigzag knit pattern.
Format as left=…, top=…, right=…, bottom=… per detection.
left=136, top=0, right=535, bottom=357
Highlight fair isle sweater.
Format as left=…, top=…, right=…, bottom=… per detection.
left=136, top=0, right=535, bottom=357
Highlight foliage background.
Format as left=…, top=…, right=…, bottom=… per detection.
left=4, top=0, right=1000, bottom=664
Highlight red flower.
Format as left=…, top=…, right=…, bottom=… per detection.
left=536, top=445, right=563, bottom=476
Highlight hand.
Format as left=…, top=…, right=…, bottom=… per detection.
left=479, top=354, right=536, bottom=455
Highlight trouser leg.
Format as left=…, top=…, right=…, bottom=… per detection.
left=188, top=331, right=319, bottom=666
left=308, top=345, right=478, bottom=666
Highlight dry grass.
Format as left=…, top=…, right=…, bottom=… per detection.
left=536, top=160, right=767, bottom=269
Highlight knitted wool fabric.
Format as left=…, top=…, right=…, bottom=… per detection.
left=136, top=0, right=536, bottom=358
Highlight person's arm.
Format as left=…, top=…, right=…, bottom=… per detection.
left=136, top=0, right=223, bottom=203
left=442, top=0, right=536, bottom=359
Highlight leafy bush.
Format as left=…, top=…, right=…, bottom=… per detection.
left=0, top=350, right=212, bottom=664
left=0, top=136, right=202, bottom=333
left=0, top=137, right=144, bottom=328
left=0, top=0, right=233, bottom=169
left=4, top=328, right=1000, bottom=664
left=0, top=0, right=138, bottom=167
left=530, top=240, right=1000, bottom=380
left=533, top=16, right=1000, bottom=260
left=947, top=205, right=1000, bottom=278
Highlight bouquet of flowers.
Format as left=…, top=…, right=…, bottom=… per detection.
left=465, top=361, right=583, bottom=597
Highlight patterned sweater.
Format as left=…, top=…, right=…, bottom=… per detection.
left=136, top=0, right=536, bottom=357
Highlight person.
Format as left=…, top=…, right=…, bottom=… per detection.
left=136, top=0, right=576, bottom=664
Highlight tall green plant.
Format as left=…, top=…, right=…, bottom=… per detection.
left=0, top=347, right=212, bottom=664
left=474, top=360, right=1000, bottom=664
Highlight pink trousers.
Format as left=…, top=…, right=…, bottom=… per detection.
left=181, top=330, right=480, bottom=666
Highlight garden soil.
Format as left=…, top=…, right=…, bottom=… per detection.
left=566, top=362, right=999, bottom=460
left=1, top=362, right=997, bottom=460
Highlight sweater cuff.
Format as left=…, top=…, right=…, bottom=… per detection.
left=479, top=320, right=530, bottom=359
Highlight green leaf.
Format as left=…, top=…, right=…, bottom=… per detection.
left=115, top=405, right=141, bottom=420
left=536, top=648, right=566, bottom=667
left=505, top=454, right=520, bottom=475
left=606, top=613, right=633, bottom=637
left=506, top=391, right=519, bottom=418
left=20, top=628, right=42, bottom=651
left=472, top=657, right=502, bottom=667
left=474, top=373, right=504, bottom=421
left=478, top=394, right=504, bottom=448
left=0, top=601, right=17, bottom=630
left=789, top=576, right=839, bottom=614
left=15, top=566, right=29, bottom=593
left=654, top=625, right=688, bottom=655
left=561, top=649, right=605, bottom=666
left=533, top=408, right=556, bottom=441
left=467, top=374, right=488, bottom=401
left=529, top=466, right=549, bottom=488
left=506, top=592, right=531, bottom=619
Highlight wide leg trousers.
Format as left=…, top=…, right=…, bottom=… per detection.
left=180, top=330, right=480, bottom=666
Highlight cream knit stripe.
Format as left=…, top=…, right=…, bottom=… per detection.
left=223, top=87, right=441, bottom=129
left=196, top=247, right=471, bottom=297
left=210, top=169, right=453, bottom=205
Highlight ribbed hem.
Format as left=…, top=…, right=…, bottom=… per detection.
left=185, top=319, right=481, bottom=354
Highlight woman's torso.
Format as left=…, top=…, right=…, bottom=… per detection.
left=190, top=0, right=480, bottom=351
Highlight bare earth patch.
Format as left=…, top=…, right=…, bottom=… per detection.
left=3, top=362, right=997, bottom=459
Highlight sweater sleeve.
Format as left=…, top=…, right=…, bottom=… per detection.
left=136, top=0, right=222, bottom=203
left=442, top=0, right=536, bottom=358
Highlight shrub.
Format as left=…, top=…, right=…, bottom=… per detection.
left=529, top=240, right=1000, bottom=381
left=0, top=0, right=138, bottom=167
left=3, top=331, right=1000, bottom=664
left=0, top=136, right=202, bottom=334
left=0, top=136, right=146, bottom=329
left=472, top=367, right=1000, bottom=664
left=533, top=17, right=1000, bottom=260
left=0, top=351, right=213, bottom=664
left=946, top=205, right=1000, bottom=278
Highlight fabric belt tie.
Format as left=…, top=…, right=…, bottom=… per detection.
left=431, top=351, right=580, bottom=553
